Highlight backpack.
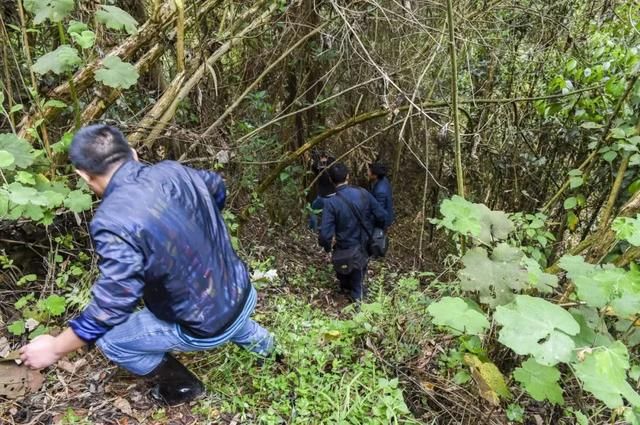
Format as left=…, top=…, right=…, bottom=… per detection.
left=335, top=192, right=389, bottom=259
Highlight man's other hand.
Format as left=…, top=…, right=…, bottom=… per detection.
left=19, top=335, right=63, bottom=369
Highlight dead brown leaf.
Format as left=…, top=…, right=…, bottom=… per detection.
left=0, top=362, right=45, bottom=398
left=57, top=358, right=88, bottom=374
left=114, top=397, right=133, bottom=416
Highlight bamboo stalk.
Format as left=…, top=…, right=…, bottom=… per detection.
left=446, top=0, right=464, bottom=198
left=174, top=0, right=186, bottom=73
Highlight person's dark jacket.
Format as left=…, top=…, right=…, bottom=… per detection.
left=371, top=176, right=394, bottom=227
left=69, top=160, right=251, bottom=343
left=318, top=185, right=387, bottom=252
left=312, top=156, right=336, bottom=197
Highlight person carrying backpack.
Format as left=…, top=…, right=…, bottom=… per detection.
left=318, top=163, right=387, bottom=301
left=19, top=125, right=275, bottom=406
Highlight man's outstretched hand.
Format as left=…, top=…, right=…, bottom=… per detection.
left=19, top=335, right=63, bottom=369
left=19, top=328, right=87, bottom=370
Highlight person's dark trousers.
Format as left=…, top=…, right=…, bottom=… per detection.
left=308, top=196, right=325, bottom=231
left=337, top=266, right=367, bottom=301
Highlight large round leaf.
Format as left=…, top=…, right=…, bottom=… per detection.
left=495, top=295, right=579, bottom=366
left=94, top=56, right=139, bottom=89
left=32, top=45, right=81, bottom=75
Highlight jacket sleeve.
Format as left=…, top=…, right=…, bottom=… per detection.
left=318, top=201, right=336, bottom=252
left=194, top=168, right=226, bottom=211
left=368, top=192, right=387, bottom=229
left=69, top=225, right=145, bottom=343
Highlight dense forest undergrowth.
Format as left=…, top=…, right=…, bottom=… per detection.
left=2, top=0, right=640, bottom=424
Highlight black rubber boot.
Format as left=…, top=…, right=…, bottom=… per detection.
left=145, top=354, right=204, bottom=406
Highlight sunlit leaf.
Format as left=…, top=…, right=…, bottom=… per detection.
left=495, top=295, right=579, bottom=366
left=94, top=56, right=139, bottom=89
left=573, top=341, right=640, bottom=408
left=96, top=5, right=138, bottom=35
left=24, top=0, right=74, bottom=24
left=426, top=297, right=489, bottom=335
left=0, top=134, right=34, bottom=169
left=32, top=45, right=81, bottom=75
left=513, top=358, right=564, bottom=405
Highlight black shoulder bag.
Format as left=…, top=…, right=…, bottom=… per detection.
left=336, top=191, right=389, bottom=259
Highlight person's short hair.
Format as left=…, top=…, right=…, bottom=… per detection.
left=329, top=162, right=349, bottom=184
left=369, top=162, right=388, bottom=178
left=69, top=125, right=133, bottom=175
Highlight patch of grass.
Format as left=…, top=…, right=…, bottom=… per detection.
left=188, top=270, right=431, bottom=424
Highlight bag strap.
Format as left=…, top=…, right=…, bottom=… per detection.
left=335, top=190, right=372, bottom=239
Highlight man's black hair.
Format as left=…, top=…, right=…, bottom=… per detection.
left=369, top=162, right=388, bottom=178
left=69, top=125, right=133, bottom=175
left=329, top=162, right=349, bottom=184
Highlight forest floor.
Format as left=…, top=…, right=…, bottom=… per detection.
left=1, top=222, right=506, bottom=425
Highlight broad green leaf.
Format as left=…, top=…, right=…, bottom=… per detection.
left=94, top=56, right=139, bottom=89
left=567, top=211, right=578, bottom=231
left=42, top=294, right=66, bottom=316
left=64, top=190, right=92, bottom=212
left=505, top=404, right=524, bottom=423
left=458, top=244, right=528, bottom=307
left=32, top=45, right=81, bottom=75
left=573, top=341, right=640, bottom=408
left=67, top=20, right=88, bottom=34
left=613, top=216, right=640, bottom=246
left=513, top=358, right=564, bottom=405
left=573, top=410, right=588, bottom=425
left=563, top=197, right=577, bottom=210
left=8, top=320, right=26, bottom=336
left=569, top=176, right=583, bottom=189
left=7, top=182, right=46, bottom=206
left=463, top=354, right=511, bottom=405
left=51, top=132, right=73, bottom=154
left=453, top=370, right=471, bottom=385
left=426, top=297, right=489, bottom=335
left=436, top=197, right=514, bottom=244
left=602, top=150, right=617, bottom=162
left=580, top=121, right=602, bottom=129
left=611, top=127, right=627, bottom=139
left=625, top=408, right=640, bottom=425
left=436, top=195, right=482, bottom=237
left=560, top=255, right=640, bottom=317
left=477, top=205, right=514, bottom=244
left=96, top=5, right=138, bottom=35
left=41, top=190, right=65, bottom=208
left=43, top=99, right=67, bottom=109
left=0, top=193, right=9, bottom=217
left=495, top=295, right=579, bottom=366
left=24, top=0, right=74, bottom=24
left=0, top=150, right=15, bottom=168
left=15, top=171, right=35, bottom=185
left=70, top=30, right=96, bottom=49
left=0, top=133, right=34, bottom=169
left=23, top=203, right=44, bottom=221
left=522, top=256, right=558, bottom=293
left=570, top=306, right=613, bottom=350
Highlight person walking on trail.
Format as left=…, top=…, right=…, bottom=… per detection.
left=308, top=150, right=336, bottom=231
left=19, top=125, right=275, bottom=406
left=367, top=162, right=394, bottom=228
left=318, top=163, right=387, bottom=302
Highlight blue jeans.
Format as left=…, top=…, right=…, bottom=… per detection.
left=96, top=287, right=273, bottom=376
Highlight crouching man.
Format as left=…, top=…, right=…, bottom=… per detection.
left=20, top=125, right=274, bottom=406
